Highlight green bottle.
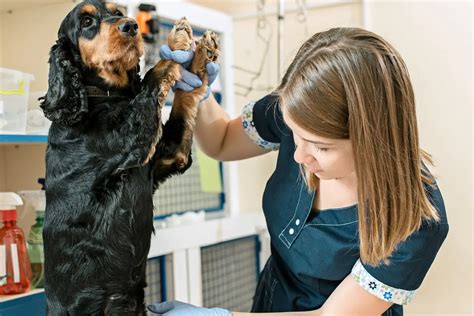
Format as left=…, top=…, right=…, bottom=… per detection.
left=20, top=179, right=46, bottom=289
left=27, top=209, right=44, bottom=288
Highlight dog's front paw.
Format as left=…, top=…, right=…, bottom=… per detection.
left=168, top=17, right=193, bottom=51
left=152, top=18, right=195, bottom=109
left=191, top=31, right=220, bottom=80
left=201, top=31, right=220, bottom=62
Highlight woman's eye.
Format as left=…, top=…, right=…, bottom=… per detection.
left=314, top=146, right=328, bottom=153
left=81, top=16, right=94, bottom=28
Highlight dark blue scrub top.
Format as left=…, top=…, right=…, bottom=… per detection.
left=241, top=94, right=449, bottom=316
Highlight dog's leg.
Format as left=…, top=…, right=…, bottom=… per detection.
left=114, top=18, right=194, bottom=172
left=142, top=18, right=195, bottom=165
left=151, top=30, right=220, bottom=187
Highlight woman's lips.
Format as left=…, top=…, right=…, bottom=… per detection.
left=306, top=165, right=323, bottom=173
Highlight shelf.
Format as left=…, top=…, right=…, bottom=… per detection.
left=0, top=288, right=46, bottom=315
left=0, top=134, right=47, bottom=144
left=0, top=288, right=44, bottom=303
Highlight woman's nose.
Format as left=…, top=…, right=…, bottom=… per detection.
left=293, top=142, right=313, bottom=165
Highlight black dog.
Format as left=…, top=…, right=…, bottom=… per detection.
left=40, top=1, right=219, bottom=314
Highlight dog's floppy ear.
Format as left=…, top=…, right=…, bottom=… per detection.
left=40, top=37, right=88, bottom=126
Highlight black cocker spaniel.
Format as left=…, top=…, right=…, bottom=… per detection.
left=40, top=1, right=219, bottom=315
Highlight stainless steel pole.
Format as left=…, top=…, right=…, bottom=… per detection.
left=277, top=0, right=285, bottom=81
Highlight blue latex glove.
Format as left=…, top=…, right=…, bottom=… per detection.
left=159, top=45, right=219, bottom=100
left=147, top=300, right=231, bottom=316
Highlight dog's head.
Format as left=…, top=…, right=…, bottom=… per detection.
left=41, top=0, right=144, bottom=125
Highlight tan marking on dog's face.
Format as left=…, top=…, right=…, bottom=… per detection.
left=78, top=17, right=144, bottom=87
left=80, top=4, right=97, bottom=16
left=105, top=2, right=117, bottom=12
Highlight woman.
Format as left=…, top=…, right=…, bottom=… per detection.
left=149, top=27, right=448, bottom=316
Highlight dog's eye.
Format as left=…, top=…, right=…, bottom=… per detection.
left=81, top=16, right=94, bottom=28
left=114, top=10, right=124, bottom=17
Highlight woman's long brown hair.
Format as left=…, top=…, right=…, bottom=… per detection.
left=277, top=28, right=439, bottom=266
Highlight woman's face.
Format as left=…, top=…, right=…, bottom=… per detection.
left=283, top=113, right=356, bottom=181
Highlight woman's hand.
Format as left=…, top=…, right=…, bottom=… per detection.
left=159, top=44, right=219, bottom=100
left=147, top=300, right=231, bottom=316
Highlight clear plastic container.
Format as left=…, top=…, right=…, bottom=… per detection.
left=0, top=68, right=35, bottom=134
left=26, top=91, right=51, bottom=135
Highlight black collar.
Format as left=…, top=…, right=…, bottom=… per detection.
left=85, top=85, right=131, bottom=98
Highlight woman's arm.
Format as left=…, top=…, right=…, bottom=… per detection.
left=317, top=275, right=392, bottom=316
left=234, top=275, right=390, bottom=316
left=233, top=311, right=319, bottom=316
left=194, top=94, right=270, bottom=161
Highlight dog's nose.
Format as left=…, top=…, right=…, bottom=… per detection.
left=118, top=21, right=138, bottom=37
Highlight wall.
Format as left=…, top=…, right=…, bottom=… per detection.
left=0, top=2, right=76, bottom=91
left=2, top=144, right=46, bottom=191
left=365, top=2, right=472, bottom=315
left=0, top=147, right=5, bottom=189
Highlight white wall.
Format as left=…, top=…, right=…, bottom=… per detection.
left=363, top=1, right=473, bottom=315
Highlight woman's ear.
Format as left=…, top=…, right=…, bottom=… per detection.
left=40, top=38, right=88, bottom=126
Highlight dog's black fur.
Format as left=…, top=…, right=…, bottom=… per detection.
left=40, top=1, right=217, bottom=314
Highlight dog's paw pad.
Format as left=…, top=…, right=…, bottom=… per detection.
left=192, top=31, right=220, bottom=76
left=175, top=18, right=192, bottom=35
left=200, top=31, right=219, bottom=62
left=168, top=17, right=193, bottom=51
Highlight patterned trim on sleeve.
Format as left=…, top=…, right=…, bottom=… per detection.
left=241, top=101, right=280, bottom=151
left=351, top=259, right=416, bottom=305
